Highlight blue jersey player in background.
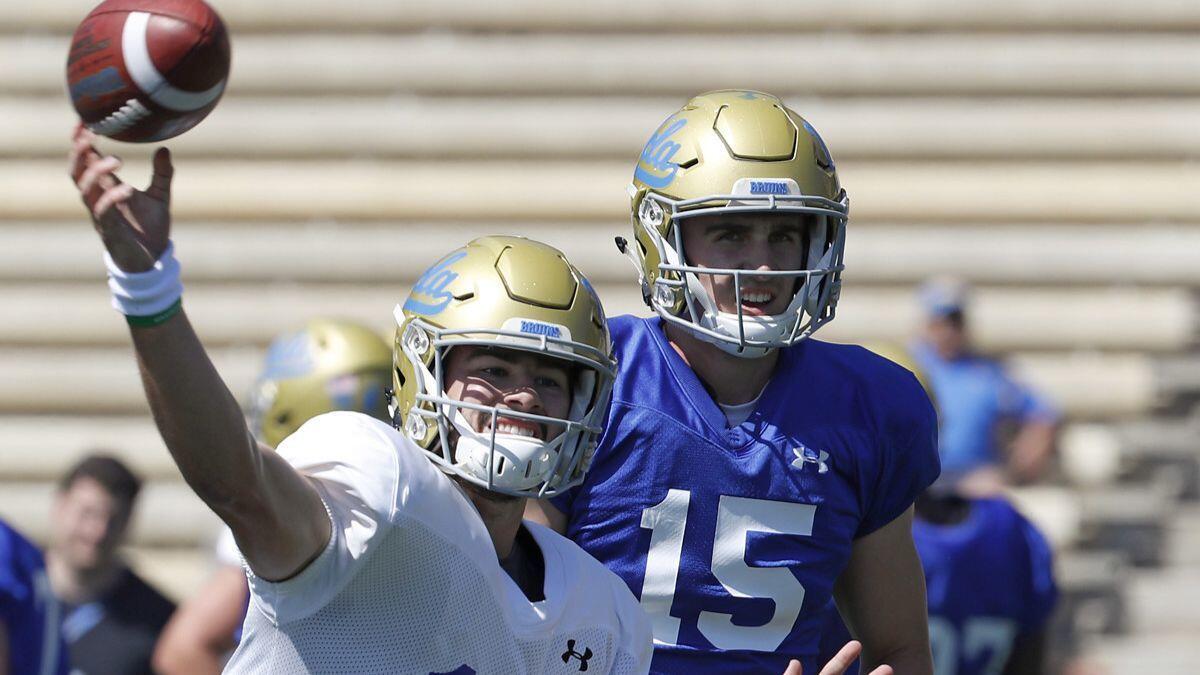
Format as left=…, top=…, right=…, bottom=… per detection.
left=529, top=90, right=940, bottom=674
left=0, top=518, right=68, bottom=675
left=819, top=491, right=1057, bottom=675
left=821, top=345, right=1057, bottom=675
left=916, top=491, right=1057, bottom=675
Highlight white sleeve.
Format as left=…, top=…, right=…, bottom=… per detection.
left=244, top=412, right=401, bottom=625
left=613, top=577, right=653, bottom=674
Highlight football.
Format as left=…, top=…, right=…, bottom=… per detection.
left=66, top=0, right=231, bottom=143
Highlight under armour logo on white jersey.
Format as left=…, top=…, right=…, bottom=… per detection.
left=561, top=640, right=593, bottom=671
left=791, top=445, right=830, bottom=474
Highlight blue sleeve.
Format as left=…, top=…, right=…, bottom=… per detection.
left=0, top=531, right=29, bottom=622
left=1019, top=517, right=1058, bottom=631
left=997, top=368, right=1058, bottom=423
left=856, top=376, right=941, bottom=538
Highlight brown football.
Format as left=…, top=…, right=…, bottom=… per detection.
left=66, top=0, right=231, bottom=143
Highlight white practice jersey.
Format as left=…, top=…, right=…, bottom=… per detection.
left=223, top=412, right=651, bottom=675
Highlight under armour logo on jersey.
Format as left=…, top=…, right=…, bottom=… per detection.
left=791, top=445, right=830, bottom=474
left=561, top=640, right=593, bottom=671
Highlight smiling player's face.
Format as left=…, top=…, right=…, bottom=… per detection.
left=443, top=346, right=573, bottom=442
left=680, top=212, right=811, bottom=317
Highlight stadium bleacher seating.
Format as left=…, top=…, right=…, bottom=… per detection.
left=2, top=0, right=1198, bottom=670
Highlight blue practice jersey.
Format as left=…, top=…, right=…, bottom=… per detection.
left=918, top=498, right=1057, bottom=675
left=0, top=519, right=68, bottom=675
left=552, top=316, right=940, bottom=673
left=817, top=497, right=1057, bottom=675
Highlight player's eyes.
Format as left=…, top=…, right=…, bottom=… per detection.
left=479, top=365, right=509, bottom=379
left=535, top=374, right=568, bottom=390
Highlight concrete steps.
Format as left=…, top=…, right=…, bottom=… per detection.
left=8, top=96, right=1200, bottom=160
left=1089, top=634, right=1198, bottom=675
left=0, top=416, right=178, bottom=480
left=13, top=33, right=1200, bottom=96
left=6, top=221, right=1200, bottom=286
left=8, top=158, right=1200, bottom=223
left=0, top=345, right=1166, bottom=418
left=11, top=0, right=1200, bottom=32
left=1, top=282, right=1190, bottom=353
left=0, top=347, right=260, bottom=414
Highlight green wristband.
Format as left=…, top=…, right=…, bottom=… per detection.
left=125, top=298, right=183, bottom=328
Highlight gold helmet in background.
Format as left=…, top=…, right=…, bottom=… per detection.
left=249, top=319, right=392, bottom=447
left=862, top=342, right=937, bottom=412
left=390, top=236, right=616, bottom=498
left=624, top=89, right=850, bottom=357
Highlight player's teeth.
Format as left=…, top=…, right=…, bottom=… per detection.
left=497, top=424, right=536, bottom=438
left=744, top=292, right=772, bottom=303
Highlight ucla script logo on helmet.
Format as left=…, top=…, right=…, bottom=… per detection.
left=404, top=251, right=468, bottom=315
left=635, top=117, right=687, bottom=189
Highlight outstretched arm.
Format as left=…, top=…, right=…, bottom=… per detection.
left=68, top=127, right=329, bottom=581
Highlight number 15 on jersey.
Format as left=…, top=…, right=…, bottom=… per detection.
left=640, top=489, right=818, bottom=652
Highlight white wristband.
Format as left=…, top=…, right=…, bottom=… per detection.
left=104, top=242, right=184, bottom=317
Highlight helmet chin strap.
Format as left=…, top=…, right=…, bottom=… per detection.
left=682, top=267, right=793, bottom=359
left=446, top=406, right=561, bottom=494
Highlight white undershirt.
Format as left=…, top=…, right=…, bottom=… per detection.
left=718, top=389, right=765, bottom=426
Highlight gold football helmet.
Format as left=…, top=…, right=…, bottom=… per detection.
left=624, top=89, right=850, bottom=357
left=390, top=236, right=616, bottom=498
left=249, top=319, right=392, bottom=447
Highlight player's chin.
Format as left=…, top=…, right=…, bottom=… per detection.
left=454, top=475, right=524, bottom=504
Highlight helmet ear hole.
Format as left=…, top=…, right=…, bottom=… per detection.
left=394, top=367, right=406, bottom=387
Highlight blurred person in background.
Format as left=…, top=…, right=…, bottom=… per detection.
left=911, top=278, right=1058, bottom=495
left=915, top=486, right=1057, bottom=675
left=1, top=518, right=68, bottom=675
left=153, top=319, right=392, bottom=675
left=47, top=454, right=174, bottom=675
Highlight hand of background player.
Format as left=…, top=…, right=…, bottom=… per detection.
left=68, top=124, right=174, bottom=273
left=782, top=640, right=895, bottom=675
